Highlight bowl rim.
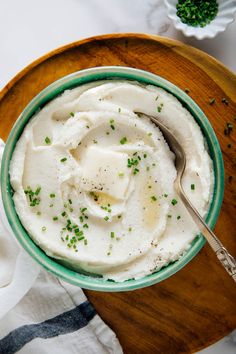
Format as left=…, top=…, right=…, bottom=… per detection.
left=0, top=66, right=224, bottom=291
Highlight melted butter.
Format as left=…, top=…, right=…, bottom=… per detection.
left=140, top=175, right=161, bottom=231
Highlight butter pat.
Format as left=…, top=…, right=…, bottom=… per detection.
left=80, top=145, right=131, bottom=200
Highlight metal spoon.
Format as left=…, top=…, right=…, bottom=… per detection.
left=138, top=112, right=236, bottom=282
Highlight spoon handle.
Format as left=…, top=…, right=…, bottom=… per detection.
left=179, top=189, right=236, bottom=282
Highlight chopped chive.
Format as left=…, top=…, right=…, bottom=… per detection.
left=157, top=103, right=164, bottom=113
left=209, top=98, right=215, bottom=105
left=35, top=187, right=41, bottom=195
left=171, top=199, right=178, bottom=206
left=222, top=97, right=229, bottom=105
left=224, top=122, right=233, bottom=136
left=78, top=236, right=85, bottom=241
left=45, top=136, right=51, bottom=145
left=53, top=216, right=58, bottom=221
left=177, top=215, right=181, bottom=220
left=83, top=224, right=89, bottom=228
left=68, top=199, right=72, bottom=204
left=164, top=193, right=168, bottom=198
left=128, top=227, right=132, bottom=232
left=176, top=0, right=218, bottom=27
left=143, top=153, right=147, bottom=158
left=151, top=195, right=157, bottom=201
left=60, top=157, right=67, bottom=163
left=118, top=108, right=121, bottom=113
left=110, top=231, right=115, bottom=238
left=133, top=168, right=139, bottom=175
left=50, top=193, right=56, bottom=198
left=61, top=211, right=67, bottom=217
left=104, top=216, right=109, bottom=221
left=118, top=172, right=124, bottom=177
left=70, top=112, right=75, bottom=117
left=80, top=207, right=87, bottom=213
left=120, top=137, right=127, bottom=145
left=191, top=184, right=195, bottom=190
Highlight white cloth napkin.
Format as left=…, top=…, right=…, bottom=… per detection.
left=0, top=140, right=122, bottom=354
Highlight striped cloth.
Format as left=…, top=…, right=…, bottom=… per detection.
left=0, top=140, right=122, bottom=354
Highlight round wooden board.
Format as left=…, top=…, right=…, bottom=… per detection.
left=0, top=34, right=235, bottom=353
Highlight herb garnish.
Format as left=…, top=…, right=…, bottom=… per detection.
left=176, top=0, right=218, bottom=28
left=70, top=112, right=75, bottom=117
left=191, top=184, right=195, bottom=190
left=24, top=186, right=41, bottom=207
left=171, top=198, right=178, bottom=206
left=60, top=157, right=67, bottom=163
left=45, top=137, right=51, bottom=145
left=209, top=98, right=215, bottom=105
left=224, top=122, right=233, bottom=136
left=157, top=103, right=164, bottom=113
left=120, top=137, right=127, bottom=145
left=222, top=97, right=229, bottom=105
left=151, top=196, right=157, bottom=201
left=110, top=119, right=115, bottom=130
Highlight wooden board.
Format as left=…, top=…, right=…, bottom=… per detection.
left=0, top=34, right=235, bottom=354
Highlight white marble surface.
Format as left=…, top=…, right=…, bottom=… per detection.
left=0, top=0, right=235, bottom=352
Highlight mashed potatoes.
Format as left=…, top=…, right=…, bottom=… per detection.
left=10, top=81, right=214, bottom=281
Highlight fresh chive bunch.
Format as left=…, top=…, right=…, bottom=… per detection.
left=176, top=0, right=218, bottom=28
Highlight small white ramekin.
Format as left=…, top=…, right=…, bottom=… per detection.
left=164, top=0, right=236, bottom=39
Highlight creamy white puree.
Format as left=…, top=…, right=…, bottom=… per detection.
left=10, top=81, right=214, bottom=281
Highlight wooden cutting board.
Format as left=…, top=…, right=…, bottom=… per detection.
left=0, top=34, right=235, bottom=354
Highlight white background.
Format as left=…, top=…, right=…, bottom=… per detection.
left=0, top=0, right=236, bottom=89
left=0, top=0, right=235, bottom=353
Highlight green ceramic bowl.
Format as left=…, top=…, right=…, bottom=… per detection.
left=1, top=66, right=224, bottom=291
